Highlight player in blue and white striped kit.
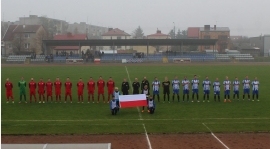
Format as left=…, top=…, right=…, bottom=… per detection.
left=233, top=77, right=240, bottom=101
left=182, top=76, right=190, bottom=102
left=223, top=76, right=231, bottom=102
left=191, top=75, right=199, bottom=102
left=202, top=76, right=211, bottom=102
left=242, top=76, right=251, bottom=101
left=251, top=77, right=260, bottom=101
left=213, top=78, right=221, bottom=102
left=152, top=77, right=160, bottom=102
left=172, top=76, right=180, bottom=102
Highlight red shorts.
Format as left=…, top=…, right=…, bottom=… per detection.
left=65, top=90, right=72, bottom=96
left=47, top=91, right=52, bottom=96
left=108, top=89, right=114, bottom=94
left=30, top=90, right=36, bottom=95
left=98, top=89, right=104, bottom=94
left=6, top=91, right=13, bottom=97
left=78, top=90, right=83, bottom=96
left=38, top=90, right=44, bottom=95
left=55, top=90, right=61, bottom=95
left=88, top=90, right=94, bottom=94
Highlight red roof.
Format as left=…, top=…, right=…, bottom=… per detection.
left=2, top=25, right=42, bottom=41
left=147, top=30, right=168, bottom=37
left=102, top=28, right=130, bottom=36
left=187, top=27, right=200, bottom=38
left=54, top=33, right=87, bottom=50
left=54, top=33, right=87, bottom=40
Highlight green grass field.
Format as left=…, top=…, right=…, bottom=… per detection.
left=1, top=64, right=270, bottom=135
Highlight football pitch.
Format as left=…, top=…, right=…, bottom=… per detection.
left=1, top=63, right=270, bottom=135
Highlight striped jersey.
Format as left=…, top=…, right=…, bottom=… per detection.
left=223, top=80, right=231, bottom=90
left=202, top=80, right=211, bottom=90
left=233, top=80, right=240, bottom=91
left=251, top=81, right=259, bottom=90
left=213, top=81, right=220, bottom=91
left=191, top=79, right=199, bottom=89
left=152, top=81, right=160, bottom=91
left=182, top=79, right=190, bottom=90
left=172, top=80, right=180, bottom=90
left=242, top=79, right=251, bottom=89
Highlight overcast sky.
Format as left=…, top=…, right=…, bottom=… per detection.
left=1, top=0, right=270, bottom=37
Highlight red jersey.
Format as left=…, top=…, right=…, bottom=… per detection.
left=54, top=81, right=62, bottom=90
left=65, top=82, right=72, bottom=91
left=77, top=82, right=84, bottom=91
left=97, top=80, right=105, bottom=89
left=46, top=82, right=53, bottom=91
left=38, top=81, right=45, bottom=92
left=29, top=81, right=37, bottom=91
left=5, top=82, right=13, bottom=91
left=87, top=81, right=95, bottom=91
left=107, top=80, right=115, bottom=90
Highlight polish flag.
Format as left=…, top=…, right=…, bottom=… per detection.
left=119, top=94, right=148, bottom=108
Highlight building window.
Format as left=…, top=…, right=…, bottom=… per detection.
left=117, top=36, right=121, bottom=39
left=24, top=43, right=30, bottom=49
left=218, top=35, right=228, bottom=40
left=24, top=34, right=30, bottom=38
left=204, top=35, right=210, bottom=39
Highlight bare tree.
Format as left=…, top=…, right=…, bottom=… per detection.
left=12, top=33, right=25, bottom=54
left=34, top=28, right=47, bottom=54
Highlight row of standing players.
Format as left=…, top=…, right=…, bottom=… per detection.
left=4, top=75, right=260, bottom=104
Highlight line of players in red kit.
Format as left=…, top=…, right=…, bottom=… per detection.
left=12, top=76, right=115, bottom=103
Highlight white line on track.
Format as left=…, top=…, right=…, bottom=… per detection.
left=202, top=123, right=230, bottom=149
left=125, top=66, right=152, bottom=149
left=42, top=144, right=48, bottom=149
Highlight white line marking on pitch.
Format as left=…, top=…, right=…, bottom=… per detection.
left=202, top=123, right=230, bottom=149
left=125, top=66, right=152, bottom=149
left=3, top=117, right=270, bottom=122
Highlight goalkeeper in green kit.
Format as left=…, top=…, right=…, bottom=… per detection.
left=18, top=77, right=27, bottom=103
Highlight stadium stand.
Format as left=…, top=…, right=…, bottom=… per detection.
left=6, top=55, right=31, bottom=63
left=30, top=55, right=46, bottom=62
left=53, top=55, right=81, bottom=62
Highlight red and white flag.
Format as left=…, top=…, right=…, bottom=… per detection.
left=119, top=94, right=148, bottom=108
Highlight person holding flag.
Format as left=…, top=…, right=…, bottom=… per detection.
left=110, top=95, right=119, bottom=115
left=148, top=96, right=156, bottom=114
left=141, top=85, right=150, bottom=113
left=113, top=87, right=121, bottom=109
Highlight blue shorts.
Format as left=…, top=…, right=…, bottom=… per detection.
left=214, top=91, right=220, bottom=95
left=234, top=91, right=239, bottom=94
left=252, top=90, right=259, bottom=95
left=192, top=89, right=199, bottom=94
left=153, top=90, right=159, bottom=95
left=204, top=90, right=210, bottom=94
left=244, top=89, right=250, bottom=94
left=173, top=89, right=179, bottom=94
left=183, top=89, right=189, bottom=94
left=224, top=90, right=230, bottom=95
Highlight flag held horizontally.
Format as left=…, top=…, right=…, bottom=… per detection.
left=119, top=94, right=148, bottom=108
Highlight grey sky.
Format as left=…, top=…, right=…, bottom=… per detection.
left=1, top=0, right=270, bottom=37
